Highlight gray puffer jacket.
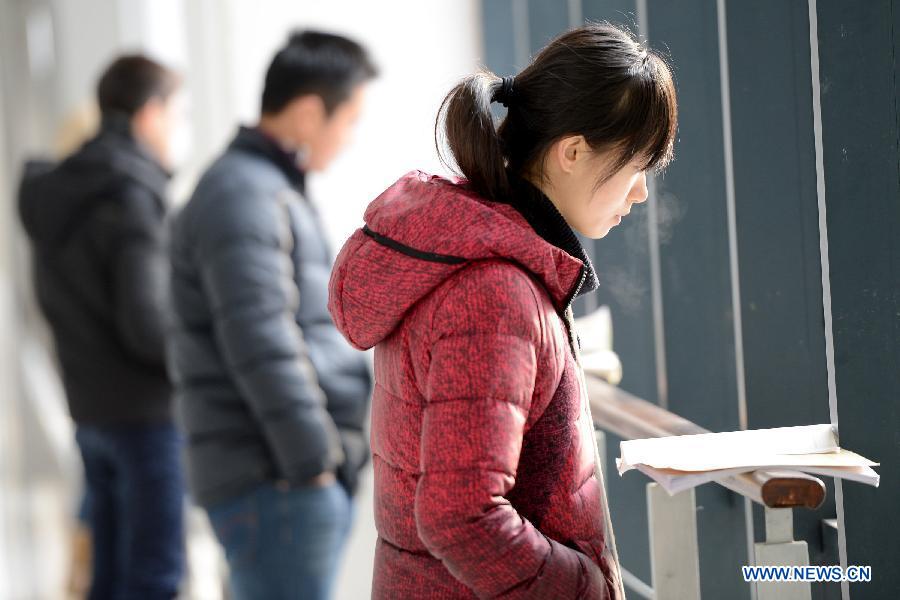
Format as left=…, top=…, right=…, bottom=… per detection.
left=168, top=126, right=372, bottom=507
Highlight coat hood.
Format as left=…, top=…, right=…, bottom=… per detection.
left=328, top=170, right=595, bottom=350
left=18, top=115, right=169, bottom=246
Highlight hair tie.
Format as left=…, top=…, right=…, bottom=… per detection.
left=495, top=76, right=516, bottom=108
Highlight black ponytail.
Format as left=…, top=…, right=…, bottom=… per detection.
left=435, top=72, right=511, bottom=202
left=436, top=22, right=678, bottom=202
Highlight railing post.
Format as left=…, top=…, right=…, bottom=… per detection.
left=647, top=483, right=701, bottom=600
left=754, top=508, right=811, bottom=600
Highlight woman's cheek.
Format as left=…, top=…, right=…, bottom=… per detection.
left=588, top=198, right=613, bottom=227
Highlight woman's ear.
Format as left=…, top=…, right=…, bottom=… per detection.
left=555, top=135, right=587, bottom=175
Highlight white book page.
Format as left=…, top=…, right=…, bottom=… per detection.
left=618, top=424, right=840, bottom=474
left=794, top=465, right=880, bottom=487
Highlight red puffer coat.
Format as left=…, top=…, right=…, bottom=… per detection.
left=329, top=171, right=624, bottom=599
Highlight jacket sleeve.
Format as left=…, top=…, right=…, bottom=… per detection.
left=414, top=262, right=610, bottom=599
left=195, top=187, right=343, bottom=482
left=109, top=185, right=170, bottom=366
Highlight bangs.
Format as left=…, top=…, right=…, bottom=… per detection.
left=605, top=51, right=678, bottom=178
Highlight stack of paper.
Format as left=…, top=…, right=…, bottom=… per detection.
left=617, top=424, right=880, bottom=495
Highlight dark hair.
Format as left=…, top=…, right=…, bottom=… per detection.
left=97, top=55, right=180, bottom=118
left=261, top=30, right=378, bottom=115
left=437, top=23, right=678, bottom=202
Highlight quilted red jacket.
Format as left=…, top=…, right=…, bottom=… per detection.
left=329, top=171, right=624, bottom=599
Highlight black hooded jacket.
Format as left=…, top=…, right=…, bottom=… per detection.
left=18, top=115, right=172, bottom=425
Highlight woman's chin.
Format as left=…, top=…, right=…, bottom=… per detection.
left=577, top=223, right=614, bottom=240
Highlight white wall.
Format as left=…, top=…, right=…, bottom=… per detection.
left=52, top=0, right=124, bottom=119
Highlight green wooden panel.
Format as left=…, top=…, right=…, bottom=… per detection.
left=481, top=0, right=518, bottom=77
left=527, top=0, right=569, bottom=50
left=816, top=1, right=900, bottom=597
left=582, top=0, right=637, bottom=28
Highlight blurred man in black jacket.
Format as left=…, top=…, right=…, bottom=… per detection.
left=19, top=55, right=185, bottom=600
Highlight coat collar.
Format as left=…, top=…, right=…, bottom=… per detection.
left=230, top=126, right=307, bottom=194
left=503, top=172, right=599, bottom=298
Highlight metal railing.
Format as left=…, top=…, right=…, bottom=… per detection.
left=587, top=374, right=823, bottom=600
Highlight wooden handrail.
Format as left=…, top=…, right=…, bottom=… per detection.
left=585, top=375, right=826, bottom=509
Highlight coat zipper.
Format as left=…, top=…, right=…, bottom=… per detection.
left=562, top=266, right=587, bottom=358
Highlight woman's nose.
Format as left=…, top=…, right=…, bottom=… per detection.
left=630, top=172, right=649, bottom=204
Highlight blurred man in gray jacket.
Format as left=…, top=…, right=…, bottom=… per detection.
left=167, top=31, right=375, bottom=600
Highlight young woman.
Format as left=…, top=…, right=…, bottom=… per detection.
left=329, top=23, right=677, bottom=599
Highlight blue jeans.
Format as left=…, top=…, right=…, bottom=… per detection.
left=207, top=480, right=353, bottom=600
left=75, top=423, right=185, bottom=600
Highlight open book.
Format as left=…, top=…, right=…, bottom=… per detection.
left=617, top=424, right=880, bottom=495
